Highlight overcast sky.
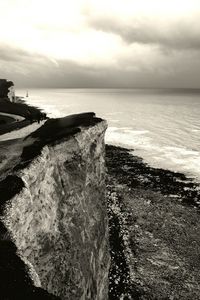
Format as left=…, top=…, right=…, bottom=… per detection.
left=0, top=0, right=200, bottom=88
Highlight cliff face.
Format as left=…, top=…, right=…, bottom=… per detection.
left=7, top=85, right=15, bottom=102
left=0, top=79, right=15, bottom=101
left=0, top=118, right=109, bottom=299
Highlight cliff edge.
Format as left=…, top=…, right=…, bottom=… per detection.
left=0, top=113, right=109, bottom=299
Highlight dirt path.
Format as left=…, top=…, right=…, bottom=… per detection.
left=0, top=121, right=45, bottom=141
left=0, top=112, right=24, bottom=122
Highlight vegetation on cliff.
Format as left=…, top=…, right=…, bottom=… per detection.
left=0, top=97, right=44, bottom=135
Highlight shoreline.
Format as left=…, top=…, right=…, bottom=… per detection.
left=1, top=98, right=200, bottom=298
left=106, top=145, right=200, bottom=208
left=106, top=144, right=200, bottom=299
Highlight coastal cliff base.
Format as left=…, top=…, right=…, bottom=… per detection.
left=106, top=145, right=200, bottom=300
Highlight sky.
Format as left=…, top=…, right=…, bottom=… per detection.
left=0, top=0, right=200, bottom=88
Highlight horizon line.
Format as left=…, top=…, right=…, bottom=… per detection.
left=15, top=86, right=200, bottom=90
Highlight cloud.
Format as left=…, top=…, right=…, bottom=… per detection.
left=0, top=0, right=200, bottom=88
left=2, top=44, right=200, bottom=89
left=87, top=12, right=200, bottom=51
left=0, top=45, right=36, bottom=62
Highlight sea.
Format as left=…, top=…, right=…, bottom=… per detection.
left=16, top=88, right=200, bottom=182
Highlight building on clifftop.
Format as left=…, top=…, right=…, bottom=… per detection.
left=0, top=79, right=15, bottom=102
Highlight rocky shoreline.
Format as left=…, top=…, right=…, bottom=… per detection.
left=106, top=144, right=200, bottom=299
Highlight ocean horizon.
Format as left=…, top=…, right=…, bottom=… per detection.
left=16, top=88, right=200, bottom=182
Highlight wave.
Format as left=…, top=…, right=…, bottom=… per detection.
left=19, top=88, right=200, bottom=182
left=106, top=127, right=200, bottom=181
left=105, top=127, right=151, bottom=148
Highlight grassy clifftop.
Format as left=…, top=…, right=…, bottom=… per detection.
left=0, top=98, right=43, bottom=135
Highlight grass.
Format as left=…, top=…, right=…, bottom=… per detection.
left=0, top=98, right=41, bottom=118
left=0, top=115, right=15, bottom=125
left=0, top=98, right=43, bottom=135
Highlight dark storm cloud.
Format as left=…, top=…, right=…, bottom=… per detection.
left=88, top=15, right=200, bottom=51
left=6, top=51, right=200, bottom=89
